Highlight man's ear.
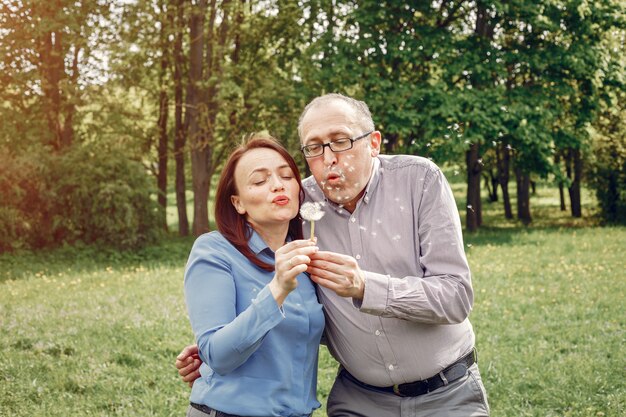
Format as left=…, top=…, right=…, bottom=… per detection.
left=231, top=195, right=245, bottom=215
left=369, top=131, right=382, bottom=157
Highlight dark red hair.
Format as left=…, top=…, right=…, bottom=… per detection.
left=214, top=134, right=304, bottom=272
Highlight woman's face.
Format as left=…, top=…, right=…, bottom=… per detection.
left=231, top=147, right=300, bottom=230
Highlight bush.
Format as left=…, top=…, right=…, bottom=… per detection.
left=0, top=145, right=163, bottom=252
left=588, top=135, right=626, bottom=224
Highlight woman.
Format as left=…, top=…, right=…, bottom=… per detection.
left=184, top=135, right=324, bottom=417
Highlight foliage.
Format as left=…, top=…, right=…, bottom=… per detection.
left=585, top=23, right=626, bottom=225
left=0, top=145, right=163, bottom=252
left=587, top=109, right=626, bottom=224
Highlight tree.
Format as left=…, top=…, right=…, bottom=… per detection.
left=0, top=0, right=113, bottom=151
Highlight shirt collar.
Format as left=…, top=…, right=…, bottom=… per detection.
left=247, top=225, right=292, bottom=256
left=248, top=228, right=269, bottom=255
left=361, top=156, right=381, bottom=205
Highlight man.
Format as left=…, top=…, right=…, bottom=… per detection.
left=177, top=93, right=489, bottom=416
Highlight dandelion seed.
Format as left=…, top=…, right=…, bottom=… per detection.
left=467, top=205, right=475, bottom=212
left=376, top=219, right=382, bottom=224
left=399, top=206, right=405, bottom=211
left=392, top=235, right=401, bottom=241
left=454, top=170, right=460, bottom=175
left=453, top=123, right=460, bottom=130
left=371, top=231, right=377, bottom=236
left=359, top=226, right=367, bottom=231
left=478, top=158, right=484, bottom=165
left=444, top=134, right=450, bottom=139
left=492, top=141, right=497, bottom=146
left=467, top=243, right=473, bottom=247
left=395, top=197, right=400, bottom=202
left=426, top=142, right=431, bottom=147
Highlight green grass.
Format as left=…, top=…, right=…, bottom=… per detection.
left=1, top=183, right=624, bottom=416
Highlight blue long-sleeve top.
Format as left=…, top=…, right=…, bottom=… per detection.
left=184, top=230, right=324, bottom=417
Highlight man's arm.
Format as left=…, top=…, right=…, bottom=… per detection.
left=309, top=167, right=473, bottom=325
left=176, top=344, right=201, bottom=387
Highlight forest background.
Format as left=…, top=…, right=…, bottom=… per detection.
left=1, top=1, right=625, bottom=416
left=1, top=0, right=625, bottom=249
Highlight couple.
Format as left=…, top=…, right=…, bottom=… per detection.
left=180, top=93, right=490, bottom=417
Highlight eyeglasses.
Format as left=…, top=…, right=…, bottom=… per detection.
left=301, top=131, right=373, bottom=158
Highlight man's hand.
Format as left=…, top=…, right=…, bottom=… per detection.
left=308, top=251, right=365, bottom=300
left=176, top=344, right=202, bottom=387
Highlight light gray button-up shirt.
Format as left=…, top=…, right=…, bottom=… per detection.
left=302, top=154, right=475, bottom=387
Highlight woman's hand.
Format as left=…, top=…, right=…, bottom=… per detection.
left=175, top=344, right=201, bottom=387
left=269, top=239, right=318, bottom=306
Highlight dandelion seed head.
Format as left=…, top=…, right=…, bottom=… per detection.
left=300, top=202, right=325, bottom=221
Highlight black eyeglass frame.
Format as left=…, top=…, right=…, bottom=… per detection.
left=300, top=131, right=374, bottom=158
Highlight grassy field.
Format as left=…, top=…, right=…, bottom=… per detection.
left=1, top=183, right=624, bottom=416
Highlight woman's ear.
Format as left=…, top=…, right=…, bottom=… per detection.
left=231, top=195, right=246, bottom=215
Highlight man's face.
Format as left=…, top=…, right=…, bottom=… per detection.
left=300, top=100, right=381, bottom=211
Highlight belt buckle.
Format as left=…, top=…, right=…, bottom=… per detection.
left=392, top=384, right=406, bottom=397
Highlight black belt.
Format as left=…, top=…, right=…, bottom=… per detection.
left=340, top=349, right=477, bottom=397
left=190, top=402, right=244, bottom=417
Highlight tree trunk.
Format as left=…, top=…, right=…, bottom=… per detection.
left=157, top=3, right=169, bottom=230
left=555, top=152, right=567, bottom=211
left=39, top=29, right=66, bottom=150
left=172, top=0, right=189, bottom=236
left=484, top=169, right=498, bottom=202
left=498, top=143, right=513, bottom=219
left=187, top=0, right=211, bottom=236
left=466, top=143, right=482, bottom=232
left=515, top=166, right=532, bottom=225
left=568, top=148, right=583, bottom=217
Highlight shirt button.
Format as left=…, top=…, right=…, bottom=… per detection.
left=375, top=330, right=381, bottom=336
left=356, top=254, right=361, bottom=260
left=388, top=364, right=394, bottom=371
left=350, top=217, right=356, bottom=223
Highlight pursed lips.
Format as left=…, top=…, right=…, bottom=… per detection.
left=326, top=171, right=343, bottom=183
left=272, top=195, right=290, bottom=205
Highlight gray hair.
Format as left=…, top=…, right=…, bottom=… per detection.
left=297, top=93, right=375, bottom=140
